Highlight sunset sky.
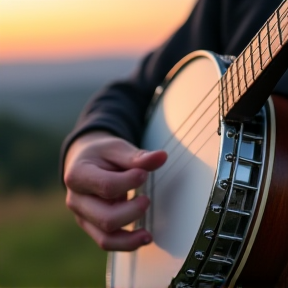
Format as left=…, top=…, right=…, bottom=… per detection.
left=1, top=0, right=195, bottom=63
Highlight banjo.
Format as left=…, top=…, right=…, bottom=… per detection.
left=107, top=1, right=288, bottom=287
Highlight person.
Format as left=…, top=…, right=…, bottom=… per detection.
left=61, top=0, right=288, bottom=252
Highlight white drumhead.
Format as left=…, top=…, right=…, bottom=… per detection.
left=109, top=52, right=223, bottom=288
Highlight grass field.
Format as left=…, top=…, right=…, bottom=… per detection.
left=0, top=191, right=107, bottom=287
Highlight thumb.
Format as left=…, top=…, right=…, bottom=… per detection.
left=99, top=135, right=168, bottom=171
left=132, top=150, right=168, bottom=171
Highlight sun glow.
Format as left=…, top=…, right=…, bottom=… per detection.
left=0, top=0, right=194, bottom=63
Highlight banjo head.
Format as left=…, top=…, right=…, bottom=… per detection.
left=107, top=51, right=271, bottom=288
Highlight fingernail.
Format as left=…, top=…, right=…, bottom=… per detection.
left=139, top=150, right=153, bottom=159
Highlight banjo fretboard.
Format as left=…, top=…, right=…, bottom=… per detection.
left=220, top=0, right=288, bottom=121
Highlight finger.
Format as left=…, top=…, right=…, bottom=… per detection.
left=97, top=138, right=168, bottom=171
left=65, top=163, right=147, bottom=198
left=131, top=150, right=168, bottom=171
left=75, top=215, right=152, bottom=251
left=66, top=191, right=150, bottom=232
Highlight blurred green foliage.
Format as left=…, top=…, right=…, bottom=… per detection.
left=0, top=193, right=107, bottom=287
left=0, top=115, right=109, bottom=286
left=0, top=115, right=62, bottom=195
left=0, top=59, right=138, bottom=287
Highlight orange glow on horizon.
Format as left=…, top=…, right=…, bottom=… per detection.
left=0, top=0, right=195, bottom=63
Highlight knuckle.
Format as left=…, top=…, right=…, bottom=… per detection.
left=100, top=216, right=116, bottom=233
left=65, top=191, right=77, bottom=211
left=64, top=169, right=77, bottom=188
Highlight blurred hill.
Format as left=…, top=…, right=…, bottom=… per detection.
left=0, top=57, right=138, bottom=195
left=0, top=58, right=138, bottom=133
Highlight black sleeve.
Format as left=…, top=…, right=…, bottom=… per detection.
left=60, top=0, right=223, bottom=156
left=60, top=0, right=286, bottom=173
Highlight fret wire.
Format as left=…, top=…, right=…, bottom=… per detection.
left=242, top=52, right=248, bottom=90
left=279, top=1, right=288, bottom=23
left=224, top=66, right=234, bottom=107
left=220, top=76, right=226, bottom=116
left=218, top=78, right=221, bottom=122
left=267, top=20, right=273, bottom=59
left=250, top=43, right=255, bottom=81
left=224, top=16, right=282, bottom=97
left=223, top=33, right=284, bottom=112
left=230, top=65, right=235, bottom=104
left=281, top=24, right=288, bottom=44
left=237, top=56, right=243, bottom=99
left=224, top=73, right=230, bottom=113
left=279, top=4, right=288, bottom=38
left=219, top=2, right=287, bottom=114
left=228, top=35, right=279, bottom=105
left=277, top=8, right=283, bottom=45
left=258, top=32, right=263, bottom=71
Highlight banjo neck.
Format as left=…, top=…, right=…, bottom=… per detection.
left=220, top=0, right=288, bottom=122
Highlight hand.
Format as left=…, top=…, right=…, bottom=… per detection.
left=64, top=131, right=167, bottom=251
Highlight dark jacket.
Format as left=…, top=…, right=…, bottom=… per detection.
left=61, top=0, right=287, bottom=167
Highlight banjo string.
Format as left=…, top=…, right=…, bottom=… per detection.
left=153, top=13, right=284, bottom=156
left=149, top=15, right=286, bottom=190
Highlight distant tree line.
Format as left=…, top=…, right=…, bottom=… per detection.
left=0, top=115, right=64, bottom=196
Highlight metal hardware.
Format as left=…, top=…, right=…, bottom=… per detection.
left=219, top=179, right=229, bottom=189
left=238, top=156, right=262, bottom=166
left=242, top=132, right=263, bottom=141
left=226, top=128, right=236, bottom=138
left=233, top=183, right=258, bottom=191
left=211, top=204, right=222, bottom=213
left=194, top=251, right=205, bottom=261
left=204, top=229, right=215, bottom=239
left=218, top=234, right=243, bottom=241
left=170, top=97, right=268, bottom=288
left=155, top=85, right=163, bottom=96
left=199, top=273, right=225, bottom=284
left=176, top=283, right=194, bottom=288
left=227, top=209, right=250, bottom=216
left=210, top=257, right=233, bottom=265
left=225, top=153, right=234, bottom=162
left=185, top=269, right=196, bottom=278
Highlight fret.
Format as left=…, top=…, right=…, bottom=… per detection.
left=243, top=46, right=253, bottom=87
left=218, top=79, right=222, bottom=121
left=230, top=66, right=235, bottom=104
left=282, top=20, right=288, bottom=42
left=260, top=27, right=272, bottom=70
left=269, top=13, right=282, bottom=54
left=225, top=66, right=234, bottom=110
left=267, top=21, right=273, bottom=59
left=224, top=74, right=230, bottom=112
left=237, top=52, right=247, bottom=98
left=279, top=0, right=288, bottom=24
left=277, top=9, right=283, bottom=45
left=231, top=58, right=240, bottom=102
left=250, top=36, right=261, bottom=79
left=279, top=0, right=288, bottom=41
left=250, top=42, right=255, bottom=81
left=221, top=0, right=288, bottom=121
left=224, top=73, right=233, bottom=112
left=234, top=58, right=241, bottom=101
left=233, top=10, right=284, bottom=93
left=258, top=27, right=270, bottom=70
left=220, top=77, right=226, bottom=116
left=242, top=52, right=248, bottom=89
